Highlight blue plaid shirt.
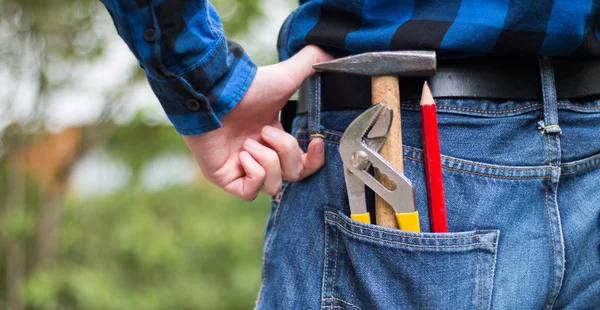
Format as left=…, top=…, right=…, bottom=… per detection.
left=102, top=0, right=600, bottom=135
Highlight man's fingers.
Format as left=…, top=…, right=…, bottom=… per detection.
left=261, top=126, right=305, bottom=181
left=300, top=138, right=326, bottom=179
left=226, top=151, right=265, bottom=201
left=243, top=139, right=282, bottom=195
left=262, top=125, right=326, bottom=181
left=225, top=134, right=324, bottom=201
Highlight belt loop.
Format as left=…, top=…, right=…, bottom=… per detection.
left=307, top=73, right=324, bottom=139
left=537, top=56, right=562, bottom=135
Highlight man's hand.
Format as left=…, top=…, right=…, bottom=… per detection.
left=183, top=46, right=334, bottom=200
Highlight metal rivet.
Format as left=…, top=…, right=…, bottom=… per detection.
left=143, top=28, right=156, bottom=42
left=186, top=98, right=201, bottom=111
left=537, top=121, right=545, bottom=130
left=351, top=151, right=369, bottom=170
left=274, top=191, right=283, bottom=203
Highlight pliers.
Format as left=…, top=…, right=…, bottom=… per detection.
left=339, top=104, right=421, bottom=232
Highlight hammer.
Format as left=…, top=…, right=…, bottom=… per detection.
left=314, top=51, right=437, bottom=228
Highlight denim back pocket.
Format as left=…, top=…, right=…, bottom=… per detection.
left=322, top=210, right=500, bottom=310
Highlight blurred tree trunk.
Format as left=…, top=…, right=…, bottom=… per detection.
left=33, top=191, right=63, bottom=269
left=25, top=127, right=83, bottom=269
left=4, top=131, right=26, bottom=310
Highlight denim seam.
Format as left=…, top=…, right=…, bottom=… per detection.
left=316, top=74, right=319, bottom=134
left=311, top=76, right=314, bottom=134
left=550, top=175, right=566, bottom=309
left=556, top=135, right=561, bottom=168
left=540, top=57, right=561, bottom=132
left=315, top=73, right=321, bottom=133
left=487, top=232, right=500, bottom=310
left=326, top=211, right=493, bottom=241
left=544, top=59, right=550, bottom=123
left=309, top=74, right=322, bottom=136
left=557, top=102, right=600, bottom=111
left=477, top=234, right=482, bottom=310
left=550, top=71, right=558, bottom=126
left=540, top=57, right=551, bottom=127
left=403, top=103, right=543, bottom=114
left=313, top=74, right=317, bottom=134
left=322, top=298, right=361, bottom=310
left=308, top=75, right=315, bottom=135
left=548, top=133, right=565, bottom=308
left=561, top=165, right=600, bottom=175
left=547, top=135, right=552, bottom=166
left=332, top=225, right=340, bottom=301
left=326, top=220, right=496, bottom=248
left=561, top=152, right=600, bottom=167
left=543, top=177, right=558, bottom=309
left=322, top=213, right=331, bottom=305
left=403, top=145, right=553, bottom=171
left=561, top=155, right=600, bottom=175
left=256, top=181, right=291, bottom=305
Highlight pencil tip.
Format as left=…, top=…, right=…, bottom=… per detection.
left=421, top=81, right=434, bottom=105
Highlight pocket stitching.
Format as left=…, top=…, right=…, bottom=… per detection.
left=486, top=234, right=500, bottom=310
left=406, top=155, right=551, bottom=180
left=322, top=217, right=363, bottom=310
left=327, top=218, right=496, bottom=249
left=327, top=211, right=493, bottom=241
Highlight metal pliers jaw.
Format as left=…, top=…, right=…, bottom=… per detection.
left=339, top=104, right=419, bottom=231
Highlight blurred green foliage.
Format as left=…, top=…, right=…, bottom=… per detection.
left=1, top=122, right=272, bottom=309
left=28, top=181, right=269, bottom=309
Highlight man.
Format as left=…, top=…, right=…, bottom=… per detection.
left=102, top=0, right=600, bottom=308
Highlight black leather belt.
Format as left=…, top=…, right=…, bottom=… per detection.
left=293, top=57, right=600, bottom=116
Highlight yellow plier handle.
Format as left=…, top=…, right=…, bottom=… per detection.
left=351, top=212, right=371, bottom=224
left=352, top=211, right=420, bottom=232
left=396, top=211, right=421, bottom=232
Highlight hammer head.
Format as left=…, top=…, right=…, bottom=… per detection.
left=313, top=51, right=436, bottom=77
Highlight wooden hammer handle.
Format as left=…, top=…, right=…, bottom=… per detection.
left=372, top=76, right=403, bottom=229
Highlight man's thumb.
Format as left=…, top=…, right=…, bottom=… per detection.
left=282, top=45, right=334, bottom=85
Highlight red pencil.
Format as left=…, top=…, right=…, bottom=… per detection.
left=420, top=82, right=448, bottom=233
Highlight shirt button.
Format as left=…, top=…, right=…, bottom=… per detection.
left=186, top=98, right=201, bottom=111
left=143, top=28, right=156, bottom=42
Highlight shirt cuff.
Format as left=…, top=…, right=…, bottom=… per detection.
left=146, top=49, right=257, bottom=136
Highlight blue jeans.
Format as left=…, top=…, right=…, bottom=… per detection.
left=255, top=58, right=600, bottom=309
